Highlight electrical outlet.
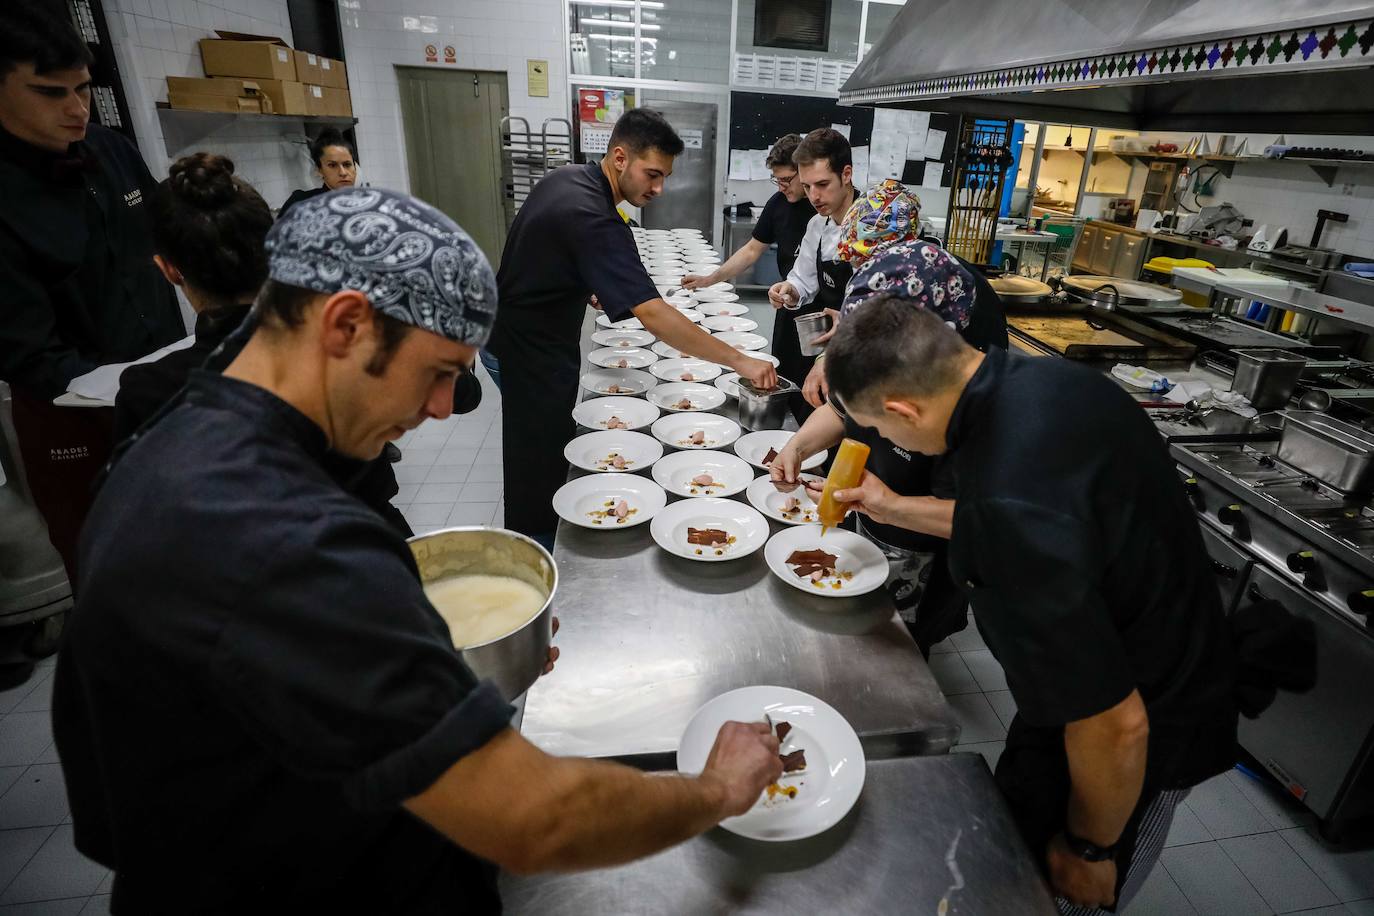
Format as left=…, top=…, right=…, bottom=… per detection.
left=1341, top=183, right=1356, bottom=196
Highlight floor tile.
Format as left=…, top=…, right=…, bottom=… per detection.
left=960, top=648, right=1008, bottom=692
left=0, top=674, right=45, bottom=717
left=1221, top=831, right=1339, bottom=914
left=394, top=483, right=420, bottom=502
left=1345, top=901, right=1374, bottom=914
left=946, top=692, right=1006, bottom=743
left=1184, top=771, right=1276, bottom=840
left=927, top=637, right=956, bottom=655
left=1160, top=841, right=1270, bottom=916
left=459, top=482, right=501, bottom=503
left=401, top=504, right=450, bottom=527
left=80, top=896, right=111, bottom=915
left=31, top=747, right=58, bottom=768
left=983, top=689, right=1018, bottom=729
left=92, top=876, right=109, bottom=897
left=0, top=766, right=69, bottom=830
left=449, top=503, right=498, bottom=526
left=0, top=827, right=52, bottom=896
left=1282, top=828, right=1374, bottom=903
left=1283, top=907, right=1356, bottom=915
left=926, top=652, right=979, bottom=696
left=465, top=464, right=503, bottom=483
left=1229, top=768, right=1308, bottom=831
left=0, top=715, right=54, bottom=769
left=0, top=770, right=23, bottom=799
left=0, top=825, right=109, bottom=904
left=11, top=676, right=52, bottom=715
left=433, top=447, right=480, bottom=466
left=951, top=740, right=1003, bottom=770
left=1122, top=862, right=1198, bottom=915
left=395, top=446, right=441, bottom=467
left=1165, top=801, right=1213, bottom=847
left=423, top=464, right=471, bottom=484
left=413, top=482, right=463, bottom=504
left=0, top=899, right=88, bottom=915
left=393, top=465, right=429, bottom=484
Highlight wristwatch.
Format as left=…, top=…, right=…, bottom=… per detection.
left=1062, top=830, right=1118, bottom=862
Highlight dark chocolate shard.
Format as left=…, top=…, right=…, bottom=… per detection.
left=780, top=749, right=807, bottom=773
left=775, top=721, right=792, bottom=742
left=786, top=548, right=839, bottom=569
left=688, top=527, right=730, bottom=546
left=762, top=447, right=780, bottom=465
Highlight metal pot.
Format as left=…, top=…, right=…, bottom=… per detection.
left=989, top=275, right=1053, bottom=306
left=408, top=526, right=557, bottom=702
left=736, top=377, right=798, bottom=430
left=1061, top=276, right=1182, bottom=309
left=795, top=312, right=833, bottom=357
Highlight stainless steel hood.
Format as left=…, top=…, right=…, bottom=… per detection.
left=841, top=1, right=1374, bottom=133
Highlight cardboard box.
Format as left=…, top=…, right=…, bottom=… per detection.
left=321, top=87, right=352, bottom=117
left=293, top=49, right=323, bottom=85
left=168, top=93, right=269, bottom=114
left=166, top=76, right=272, bottom=114
left=317, top=56, right=348, bottom=89
left=248, top=79, right=311, bottom=116
left=199, top=30, right=296, bottom=82
left=305, top=84, right=327, bottom=117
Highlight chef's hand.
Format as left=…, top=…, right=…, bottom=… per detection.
left=700, top=721, right=783, bottom=818
left=541, top=617, right=561, bottom=676
left=588, top=295, right=603, bottom=312
left=802, top=357, right=829, bottom=408
left=832, top=470, right=901, bottom=525
left=735, top=354, right=778, bottom=391
left=1047, top=833, right=1118, bottom=910
left=767, top=281, right=799, bottom=310
left=681, top=273, right=715, bottom=290
left=768, top=445, right=804, bottom=492
left=807, top=308, right=843, bottom=346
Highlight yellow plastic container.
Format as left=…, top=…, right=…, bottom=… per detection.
left=817, top=438, right=871, bottom=534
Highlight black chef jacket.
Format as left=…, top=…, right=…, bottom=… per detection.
left=0, top=123, right=183, bottom=400
left=279, top=184, right=329, bottom=218
left=751, top=190, right=815, bottom=278
left=488, top=162, right=660, bottom=537
left=53, top=372, right=514, bottom=915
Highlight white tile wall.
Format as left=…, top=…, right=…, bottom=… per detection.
left=105, top=0, right=317, bottom=208
left=337, top=0, right=569, bottom=195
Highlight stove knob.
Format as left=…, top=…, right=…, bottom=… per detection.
left=1349, top=590, right=1374, bottom=618
left=1287, top=551, right=1316, bottom=574
left=1217, top=504, right=1244, bottom=526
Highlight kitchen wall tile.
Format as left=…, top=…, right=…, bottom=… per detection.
left=1282, top=827, right=1374, bottom=903
left=1160, top=842, right=1269, bottom=916
left=1221, top=831, right=1339, bottom=914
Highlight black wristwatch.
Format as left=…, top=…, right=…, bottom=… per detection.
left=1062, top=830, right=1118, bottom=862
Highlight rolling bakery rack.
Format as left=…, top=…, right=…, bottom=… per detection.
left=943, top=118, right=1015, bottom=266
left=500, top=116, right=573, bottom=230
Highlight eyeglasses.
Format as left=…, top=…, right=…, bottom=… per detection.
left=774, top=173, right=799, bottom=188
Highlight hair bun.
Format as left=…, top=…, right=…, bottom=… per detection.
left=168, top=152, right=238, bottom=209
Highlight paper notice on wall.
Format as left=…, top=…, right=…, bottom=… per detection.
left=873, top=108, right=904, bottom=132
left=923, top=160, right=945, bottom=188
left=749, top=150, right=772, bottom=181
left=851, top=145, right=870, bottom=190
left=831, top=123, right=851, bottom=140
left=728, top=149, right=751, bottom=180
left=905, top=129, right=928, bottom=161
left=869, top=130, right=905, bottom=181
left=909, top=111, right=931, bottom=137
left=923, top=128, right=947, bottom=160
left=679, top=128, right=703, bottom=150
left=581, top=123, right=612, bottom=155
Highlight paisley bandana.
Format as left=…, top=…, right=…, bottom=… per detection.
left=265, top=188, right=498, bottom=346
left=841, top=239, right=975, bottom=330
left=837, top=179, right=922, bottom=267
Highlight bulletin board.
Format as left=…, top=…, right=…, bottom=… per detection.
left=727, top=91, right=959, bottom=187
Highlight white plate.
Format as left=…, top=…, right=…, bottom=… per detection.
left=647, top=381, right=727, bottom=413
left=651, top=412, right=741, bottom=451
left=677, top=309, right=705, bottom=324
left=700, top=282, right=735, bottom=292
left=564, top=429, right=663, bottom=474
left=651, top=449, right=753, bottom=498
left=763, top=526, right=889, bottom=598
left=746, top=473, right=824, bottom=525
left=553, top=474, right=667, bottom=531
left=591, top=328, right=655, bottom=348
left=677, top=685, right=865, bottom=841
left=713, top=351, right=780, bottom=372
left=693, top=290, right=741, bottom=303
left=655, top=285, right=680, bottom=299
left=714, top=372, right=742, bottom=399
left=715, top=331, right=769, bottom=351
left=649, top=497, right=769, bottom=562
left=650, top=357, right=723, bottom=383
left=571, top=396, right=660, bottom=431
left=580, top=368, right=658, bottom=397
left=650, top=274, right=684, bottom=286
left=702, top=315, right=758, bottom=333
left=734, top=430, right=828, bottom=471
left=698, top=301, right=749, bottom=317
left=595, top=314, right=645, bottom=330
left=664, top=294, right=697, bottom=310
left=588, top=346, right=658, bottom=370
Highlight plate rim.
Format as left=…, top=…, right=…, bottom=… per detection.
left=571, top=395, right=661, bottom=430
left=763, top=525, right=889, bottom=597
left=588, top=346, right=659, bottom=369
left=649, top=411, right=742, bottom=450
left=552, top=472, right=667, bottom=530
left=563, top=428, right=664, bottom=473
left=648, top=495, right=770, bottom=562
left=650, top=449, right=753, bottom=498
left=733, top=431, right=828, bottom=471
left=745, top=473, right=825, bottom=525
left=646, top=381, right=728, bottom=413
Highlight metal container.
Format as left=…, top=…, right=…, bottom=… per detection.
left=795, top=312, right=833, bottom=356
left=1279, top=410, right=1374, bottom=493
left=989, top=275, right=1053, bottom=306
left=736, top=377, right=798, bottom=430
left=1232, top=348, right=1307, bottom=409
left=408, top=526, right=557, bottom=701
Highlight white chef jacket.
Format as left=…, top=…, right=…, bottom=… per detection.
left=784, top=212, right=846, bottom=308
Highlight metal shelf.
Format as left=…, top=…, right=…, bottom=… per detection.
left=155, top=105, right=357, bottom=154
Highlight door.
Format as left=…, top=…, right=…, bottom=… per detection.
left=397, top=68, right=509, bottom=267
left=635, top=99, right=717, bottom=236
left=1073, top=224, right=1098, bottom=273
left=1090, top=227, right=1121, bottom=275
left=1113, top=234, right=1146, bottom=280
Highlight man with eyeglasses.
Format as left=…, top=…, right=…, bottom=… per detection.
left=681, top=133, right=813, bottom=289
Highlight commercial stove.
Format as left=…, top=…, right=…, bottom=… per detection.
left=1172, top=440, right=1374, bottom=841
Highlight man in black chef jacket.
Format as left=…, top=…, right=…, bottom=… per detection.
left=681, top=133, right=814, bottom=289
left=489, top=107, right=777, bottom=546
left=54, top=188, right=785, bottom=914
left=0, top=3, right=184, bottom=578
left=823, top=300, right=1237, bottom=914
left=766, top=128, right=858, bottom=424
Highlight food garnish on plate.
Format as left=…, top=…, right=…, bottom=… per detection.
left=785, top=548, right=853, bottom=590
left=588, top=499, right=635, bottom=525
left=605, top=415, right=629, bottom=429
left=598, top=452, right=632, bottom=470
left=687, top=526, right=735, bottom=556
left=672, top=397, right=696, bottom=410
left=688, top=473, right=720, bottom=495
left=679, top=429, right=709, bottom=447
left=764, top=718, right=806, bottom=805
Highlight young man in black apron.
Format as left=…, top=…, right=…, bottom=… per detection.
left=766, top=128, right=858, bottom=425
left=488, top=109, right=777, bottom=548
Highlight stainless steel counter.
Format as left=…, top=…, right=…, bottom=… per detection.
left=499, top=753, right=1058, bottom=916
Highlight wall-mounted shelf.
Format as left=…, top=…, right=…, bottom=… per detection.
left=156, top=105, right=358, bottom=155
left=1082, top=147, right=1374, bottom=186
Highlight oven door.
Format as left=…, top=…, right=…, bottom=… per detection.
left=1237, top=563, right=1374, bottom=831
left=1198, top=523, right=1252, bottom=616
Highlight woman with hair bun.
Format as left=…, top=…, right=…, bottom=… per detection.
left=279, top=128, right=358, bottom=216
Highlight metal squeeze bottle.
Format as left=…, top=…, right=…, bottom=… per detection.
left=817, top=438, right=871, bottom=535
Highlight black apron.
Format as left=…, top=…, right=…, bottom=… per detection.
left=774, top=230, right=851, bottom=425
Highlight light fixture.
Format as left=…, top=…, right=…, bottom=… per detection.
left=590, top=32, right=658, bottom=43
left=574, top=0, right=665, bottom=7
left=579, top=18, right=659, bottom=29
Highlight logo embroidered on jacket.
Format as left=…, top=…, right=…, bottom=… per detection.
left=50, top=446, right=90, bottom=461
left=124, top=189, right=143, bottom=207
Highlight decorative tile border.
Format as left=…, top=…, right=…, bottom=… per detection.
left=841, top=19, right=1374, bottom=105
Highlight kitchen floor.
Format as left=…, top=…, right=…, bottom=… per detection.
left=2, top=314, right=1372, bottom=913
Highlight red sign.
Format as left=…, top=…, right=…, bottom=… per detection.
left=443, top=45, right=456, bottom=64
left=424, top=43, right=438, bottom=63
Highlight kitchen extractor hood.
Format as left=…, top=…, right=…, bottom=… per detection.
left=840, top=1, right=1374, bottom=134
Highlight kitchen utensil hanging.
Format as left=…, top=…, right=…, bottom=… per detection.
left=943, top=119, right=1015, bottom=266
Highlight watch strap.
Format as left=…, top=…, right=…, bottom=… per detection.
left=1063, top=829, right=1118, bottom=862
